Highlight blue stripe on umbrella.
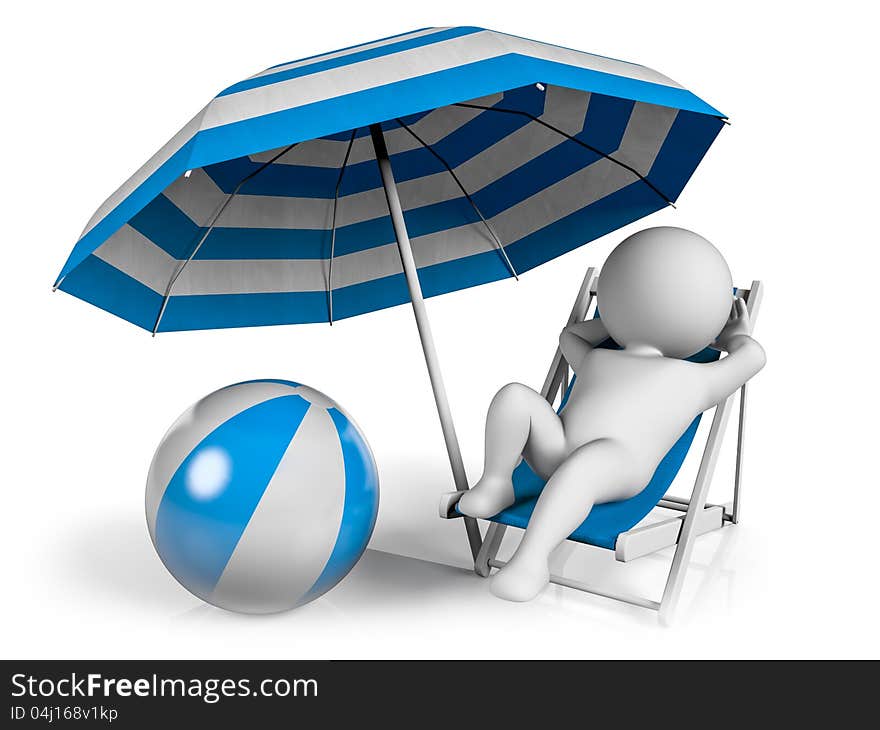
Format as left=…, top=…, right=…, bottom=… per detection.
left=59, top=254, right=163, bottom=330
left=201, top=87, right=543, bottom=199
left=60, top=180, right=679, bottom=332
left=218, top=27, right=483, bottom=97
left=262, top=28, right=432, bottom=73
left=184, top=56, right=721, bottom=174
left=647, top=109, right=725, bottom=201
left=129, top=194, right=202, bottom=259
left=507, top=179, right=668, bottom=273
left=578, top=93, right=635, bottom=155
left=203, top=157, right=342, bottom=198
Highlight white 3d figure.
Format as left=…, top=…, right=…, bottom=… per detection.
left=458, top=227, right=766, bottom=602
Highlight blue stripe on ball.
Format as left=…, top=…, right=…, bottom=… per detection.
left=154, top=394, right=310, bottom=597
left=299, top=407, right=379, bottom=604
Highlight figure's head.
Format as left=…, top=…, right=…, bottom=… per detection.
left=597, top=227, right=733, bottom=358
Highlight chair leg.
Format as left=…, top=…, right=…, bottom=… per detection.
left=475, top=523, right=507, bottom=577
left=732, top=383, right=748, bottom=524
left=659, top=396, right=735, bottom=623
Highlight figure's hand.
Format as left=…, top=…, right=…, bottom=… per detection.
left=561, top=318, right=608, bottom=344
left=713, top=298, right=752, bottom=352
left=703, top=297, right=765, bottom=407
left=560, top=319, right=607, bottom=369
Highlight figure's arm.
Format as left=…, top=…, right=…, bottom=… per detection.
left=700, top=298, right=766, bottom=408
left=559, top=318, right=609, bottom=368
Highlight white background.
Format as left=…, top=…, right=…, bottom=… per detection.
left=2, top=1, right=877, bottom=659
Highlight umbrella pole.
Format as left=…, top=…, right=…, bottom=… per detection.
left=369, top=123, right=482, bottom=561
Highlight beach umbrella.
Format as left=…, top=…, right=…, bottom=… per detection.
left=54, top=26, right=726, bottom=558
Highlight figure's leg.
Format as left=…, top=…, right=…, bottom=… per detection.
left=491, top=439, right=644, bottom=601
left=458, top=383, right=566, bottom=519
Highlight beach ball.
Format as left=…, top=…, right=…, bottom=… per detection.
left=145, top=380, right=379, bottom=614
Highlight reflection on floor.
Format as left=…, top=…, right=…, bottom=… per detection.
left=48, top=498, right=742, bottom=659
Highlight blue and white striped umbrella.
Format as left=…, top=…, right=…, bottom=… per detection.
left=54, top=26, right=724, bottom=332
left=54, top=26, right=725, bottom=560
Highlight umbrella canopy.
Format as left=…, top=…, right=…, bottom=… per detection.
left=55, top=26, right=724, bottom=333
left=54, top=26, right=725, bottom=560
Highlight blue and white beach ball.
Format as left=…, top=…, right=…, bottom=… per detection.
left=145, top=380, right=379, bottom=614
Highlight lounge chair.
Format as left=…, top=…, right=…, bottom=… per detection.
left=440, top=266, right=764, bottom=620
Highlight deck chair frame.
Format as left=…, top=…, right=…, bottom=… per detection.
left=445, top=266, right=763, bottom=620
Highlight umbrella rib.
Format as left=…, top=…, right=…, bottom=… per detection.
left=151, top=142, right=298, bottom=335
left=327, top=128, right=358, bottom=325
left=393, top=118, right=519, bottom=281
left=453, top=102, right=675, bottom=208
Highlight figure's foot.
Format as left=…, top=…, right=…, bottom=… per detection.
left=490, top=556, right=550, bottom=602
left=457, top=475, right=515, bottom=518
